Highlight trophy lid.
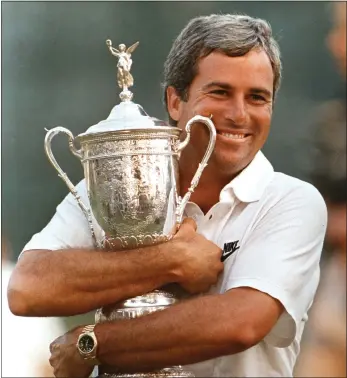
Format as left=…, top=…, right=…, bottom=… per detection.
left=79, top=40, right=170, bottom=138
left=80, top=101, right=168, bottom=136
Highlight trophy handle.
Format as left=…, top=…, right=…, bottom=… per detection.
left=175, top=115, right=216, bottom=225
left=44, top=126, right=98, bottom=247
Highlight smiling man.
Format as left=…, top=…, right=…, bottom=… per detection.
left=166, top=47, right=275, bottom=214
left=8, top=14, right=327, bottom=377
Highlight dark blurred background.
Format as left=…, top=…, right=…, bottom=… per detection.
left=2, top=2, right=345, bottom=377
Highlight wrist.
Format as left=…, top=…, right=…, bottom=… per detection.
left=160, top=239, right=185, bottom=284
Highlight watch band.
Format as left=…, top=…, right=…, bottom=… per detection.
left=78, top=324, right=101, bottom=365
left=82, top=324, right=97, bottom=333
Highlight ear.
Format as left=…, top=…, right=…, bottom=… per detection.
left=166, top=86, right=184, bottom=123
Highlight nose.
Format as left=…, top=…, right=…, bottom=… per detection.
left=224, top=96, right=248, bottom=126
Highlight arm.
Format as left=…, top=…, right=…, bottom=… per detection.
left=94, top=287, right=283, bottom=372
left=49, top=286, right=282, bottom=377
left=8, top=218, right=223, bottom=317
left=110, top=48, right=120, bottom=57
left=8, top=244, right=178, bottom=317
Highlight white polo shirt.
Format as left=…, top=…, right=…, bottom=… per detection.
left=23, top=151, right=327, bottom=377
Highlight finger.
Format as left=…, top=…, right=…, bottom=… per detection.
left=180, top=217, right=197, bottom=232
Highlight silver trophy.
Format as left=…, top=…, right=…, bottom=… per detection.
left=44, top=40, right=216, bottom=378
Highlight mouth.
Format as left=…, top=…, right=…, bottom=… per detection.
left=217, top=131, right=251, bottom=141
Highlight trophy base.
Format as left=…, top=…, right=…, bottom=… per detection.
left=95, top=288, right=194, bottom=377
left=97, top=366, right=194, bottom=377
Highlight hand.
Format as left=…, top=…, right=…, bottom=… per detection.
left=171, top=217, right=223, bottom=293
left=49, top=326, right=95, bottom=378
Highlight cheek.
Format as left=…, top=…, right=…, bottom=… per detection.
left=188, top=97, right=224, bottom=119
left=251, top=106, right=272, bottom=135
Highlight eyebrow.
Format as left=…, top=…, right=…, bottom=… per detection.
left=201, top=81, right=233, bottom=92
left=201, top=81, right=273, bottom=99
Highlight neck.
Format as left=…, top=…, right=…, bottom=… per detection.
left=179, top=156, right=237, bottom=214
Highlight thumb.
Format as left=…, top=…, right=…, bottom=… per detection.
left=180, top=217, right=197, bottom=232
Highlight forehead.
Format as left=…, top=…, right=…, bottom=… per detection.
left=192, top=49, right=274, bottom=92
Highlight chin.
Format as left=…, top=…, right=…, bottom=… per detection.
left=211, top=151, right=253, bottom=176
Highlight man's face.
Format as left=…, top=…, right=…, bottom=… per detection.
left=167, top=49, right=274, bottom=177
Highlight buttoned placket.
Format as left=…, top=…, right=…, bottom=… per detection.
left=204, top=200, right=238, bottom=243
left=185, top=193, right=239, bottom=245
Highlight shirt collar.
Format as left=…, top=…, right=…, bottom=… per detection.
left=219, top=151, right=274, bottom=203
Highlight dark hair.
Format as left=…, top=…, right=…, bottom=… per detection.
left=163, top=14, right=282, bottom=125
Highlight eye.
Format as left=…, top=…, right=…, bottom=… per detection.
left=249, top=94, right=268, bottom=103
left=209, top=89, right=228, bottom=97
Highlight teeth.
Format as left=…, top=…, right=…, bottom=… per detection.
left=220, top=132, right=246, bottom=139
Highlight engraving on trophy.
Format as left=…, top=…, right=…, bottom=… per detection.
left=106, top=39, right=139, bottom=102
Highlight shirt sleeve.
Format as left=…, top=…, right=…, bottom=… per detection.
left=222, top=182, right=327, bottom=347
left=21, top=180, right=99, bottom=253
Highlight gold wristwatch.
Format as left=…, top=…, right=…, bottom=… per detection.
left=76, top=324, right=100, bottom=365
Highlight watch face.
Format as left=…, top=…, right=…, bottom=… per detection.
left=78, top=334, right=95, bottom=353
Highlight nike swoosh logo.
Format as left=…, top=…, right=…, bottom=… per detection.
left=221, top=241, right=240, bottom=262
left=221, top=249, right=236, bottom=262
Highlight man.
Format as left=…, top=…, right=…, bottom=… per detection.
left=8, top=14, right=327, bottom=377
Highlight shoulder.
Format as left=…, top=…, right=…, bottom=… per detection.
left=20, top=179, right=95, bottom=253
left=259, top=173, right=327, bottom=226
left=57, top=179, right=89, bottom=210
left=268, top=173, right=326, bottom=206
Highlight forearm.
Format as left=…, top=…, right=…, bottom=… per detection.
left=8, top=244, right=179, bottom=317
left=101, top=345, right=231, bottom=374
left=96, top=294, right=251, bottom=372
